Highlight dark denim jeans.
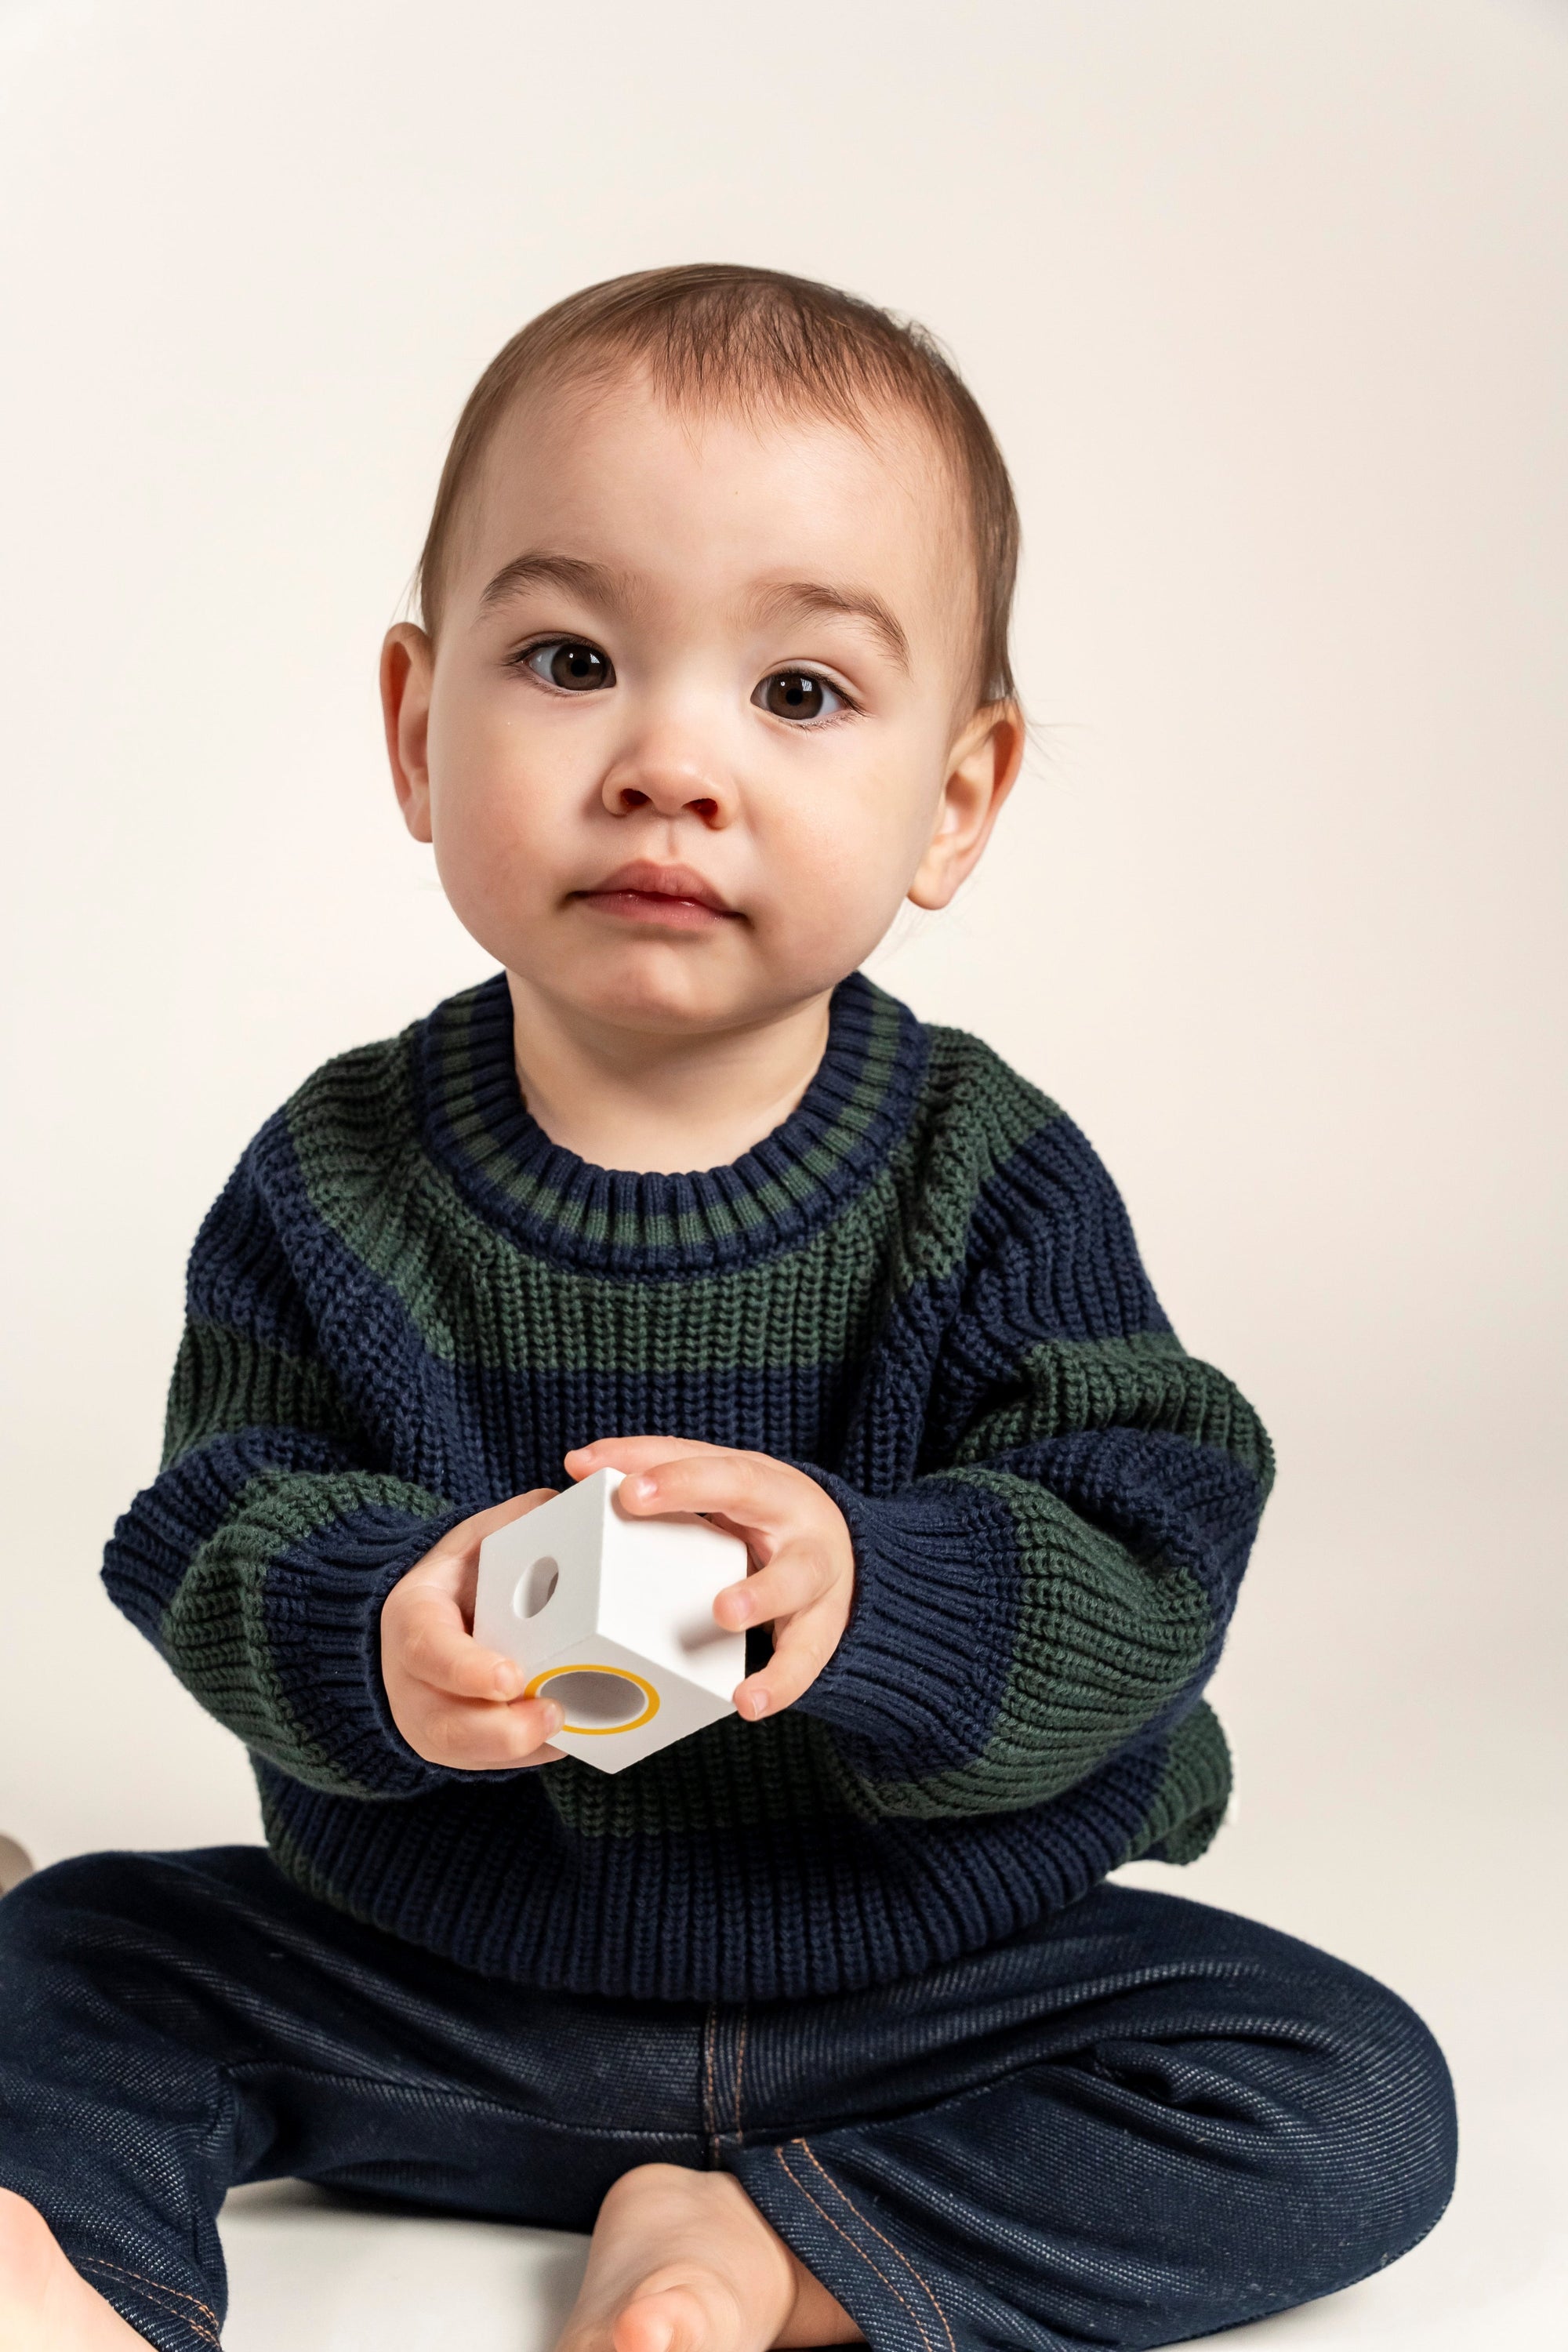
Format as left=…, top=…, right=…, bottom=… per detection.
left=0, top=1848, right=1454, bottom=2350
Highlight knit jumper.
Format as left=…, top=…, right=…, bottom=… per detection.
left=103, top=971, right=1272, bottom=2003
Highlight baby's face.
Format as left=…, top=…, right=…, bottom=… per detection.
left=385, top=372, right=1016, bottom=1037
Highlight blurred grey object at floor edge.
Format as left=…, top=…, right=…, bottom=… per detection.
left=0, top=1838, right=34, bottom=1895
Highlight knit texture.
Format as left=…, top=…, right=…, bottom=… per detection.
left=103, top=971, right=1272, bottom=2001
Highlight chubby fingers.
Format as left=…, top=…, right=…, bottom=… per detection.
left=383, top=1587, right=565, bottom=1769
left=712, top=1535, right=836, bottom=1634
left=394, top=1679, right=566, bottom=1770
left=721, top=1538, right=851, bottom=1721
left=564, top=1436, right=723, bottom=1483
left=381, top=1486, right=566, bottom=1768
left=394, top=1580, right=528, bottom=1702
left=612, top=1446, right=795, bottom=1532
left=735, top=1590, right=852, bottom=1719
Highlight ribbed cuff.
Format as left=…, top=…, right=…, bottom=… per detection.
left=264, top=1500, right=471, bottom=1795
left=1131, top=1701, right=1232, bottom=1864
left=792, top=1470, right=1018, bottom=1777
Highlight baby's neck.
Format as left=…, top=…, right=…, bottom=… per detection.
left=504, top=975, right=834, bottom=1176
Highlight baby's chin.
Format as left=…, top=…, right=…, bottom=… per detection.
left=505, top=933, right=825, bottom=1040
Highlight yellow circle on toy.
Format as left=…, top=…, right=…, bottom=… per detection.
left=524, top=1664, right=662, bottom=1734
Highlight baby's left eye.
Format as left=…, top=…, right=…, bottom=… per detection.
left=753, top=670, right=847, bottom=724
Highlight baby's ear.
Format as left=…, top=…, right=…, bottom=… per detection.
left=381, top=623, right=436, bottom=840
left=908, top=702, right=1024, bottom=910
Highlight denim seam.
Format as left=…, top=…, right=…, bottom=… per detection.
left=774, top=2143, right=939, bottom=2352
left=797, top=2140, right=956, bottom=2352
left=702, top=2007, right=720, bottom=2158
left=733, top=2005, right=749, bottom=2138
left=75, top=2256, right=222, bottom=2349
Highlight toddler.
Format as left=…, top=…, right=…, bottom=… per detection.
left=0, top=265, right=1455, bottom=2351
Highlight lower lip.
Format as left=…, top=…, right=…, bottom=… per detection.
left=578, top=891, right=734, bottom=931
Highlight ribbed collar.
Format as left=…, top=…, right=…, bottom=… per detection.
left=415, top=970, right=927, bottom=1277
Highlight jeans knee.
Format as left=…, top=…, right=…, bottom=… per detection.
left=1290, top=1966, right=1457, bottom=2286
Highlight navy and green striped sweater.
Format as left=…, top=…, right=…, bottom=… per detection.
left=103, top=971, right=1272, bottom=2002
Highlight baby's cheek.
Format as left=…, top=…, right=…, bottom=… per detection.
left=768, top=813, right=913, bottom=975
left=430, top=771, right=561, bottom=960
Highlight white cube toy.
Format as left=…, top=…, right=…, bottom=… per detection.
left=472, top=1468, right=749, bottom=1773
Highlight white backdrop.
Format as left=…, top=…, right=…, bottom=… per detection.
left=2, top=2, right=1565, bottom=2343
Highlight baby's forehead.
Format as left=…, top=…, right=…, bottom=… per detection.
left=503, top=361, right=958, bottom=497
left=471, top=368, right=975, bottom=616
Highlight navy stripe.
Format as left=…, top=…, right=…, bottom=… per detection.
left=256, top=1729, right=1170, bottom=2003
left=994, top=1429, right=1263, bottom=1624
left=964, top=1112, right=1171, bottom=1348
left=185, top=1122, right=318, bottom=1352
left=802, top=1470, right=1025, bottom=1777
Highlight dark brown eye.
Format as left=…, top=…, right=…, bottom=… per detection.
left=523, top=639, right=615, bottom=691
left=754, top=670, right=844, bottom=723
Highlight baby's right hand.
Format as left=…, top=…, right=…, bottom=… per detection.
left=381, top=1492, right=567, bottom=1769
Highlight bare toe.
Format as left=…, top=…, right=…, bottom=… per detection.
left=612, top=2275, right=739, bottom=2352
left=557, top=2165, right=814, bottom=2352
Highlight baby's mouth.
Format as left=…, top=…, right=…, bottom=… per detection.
left=574, top=861, right=740, bottom=930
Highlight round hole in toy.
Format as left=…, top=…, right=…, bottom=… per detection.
left=537, top=1667, right=658, bottom=1732
left=514, top=1555, right=560, bottom=1619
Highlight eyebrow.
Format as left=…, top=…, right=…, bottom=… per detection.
left=477, top=550, right=631, bottom=614
left=750, top=580, right=911, bottom=672
left=477, top=551, right=911, bottom=673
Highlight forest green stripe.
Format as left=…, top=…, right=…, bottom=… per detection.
left=283, top=1027, right=1069, bottom=1375
left=160, top=1463, right=447, bottom=1799
left=950, top=1335, right=1274, bottom=1491
left=162, top=1319, right=359, bottom=1470
left=290, top=1123, right=909, bottom=1371
left=853, top=1468, right=1214, bottom=1820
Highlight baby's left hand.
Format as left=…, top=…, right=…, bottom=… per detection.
left=562, top=1438, right=855, bottom=1721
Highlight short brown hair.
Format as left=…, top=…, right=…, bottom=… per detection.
left=415, top=263, right=1020, bottom=706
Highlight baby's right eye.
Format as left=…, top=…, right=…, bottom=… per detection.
left=520, top=639, right=615, bottom=692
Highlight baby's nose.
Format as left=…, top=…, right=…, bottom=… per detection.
left=601, top=748, right=729, bottom=825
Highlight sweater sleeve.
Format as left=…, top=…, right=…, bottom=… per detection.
left=101, top=1129, right=466, bottom=1800
left=795, top=1116, right=1272, bottom=1820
